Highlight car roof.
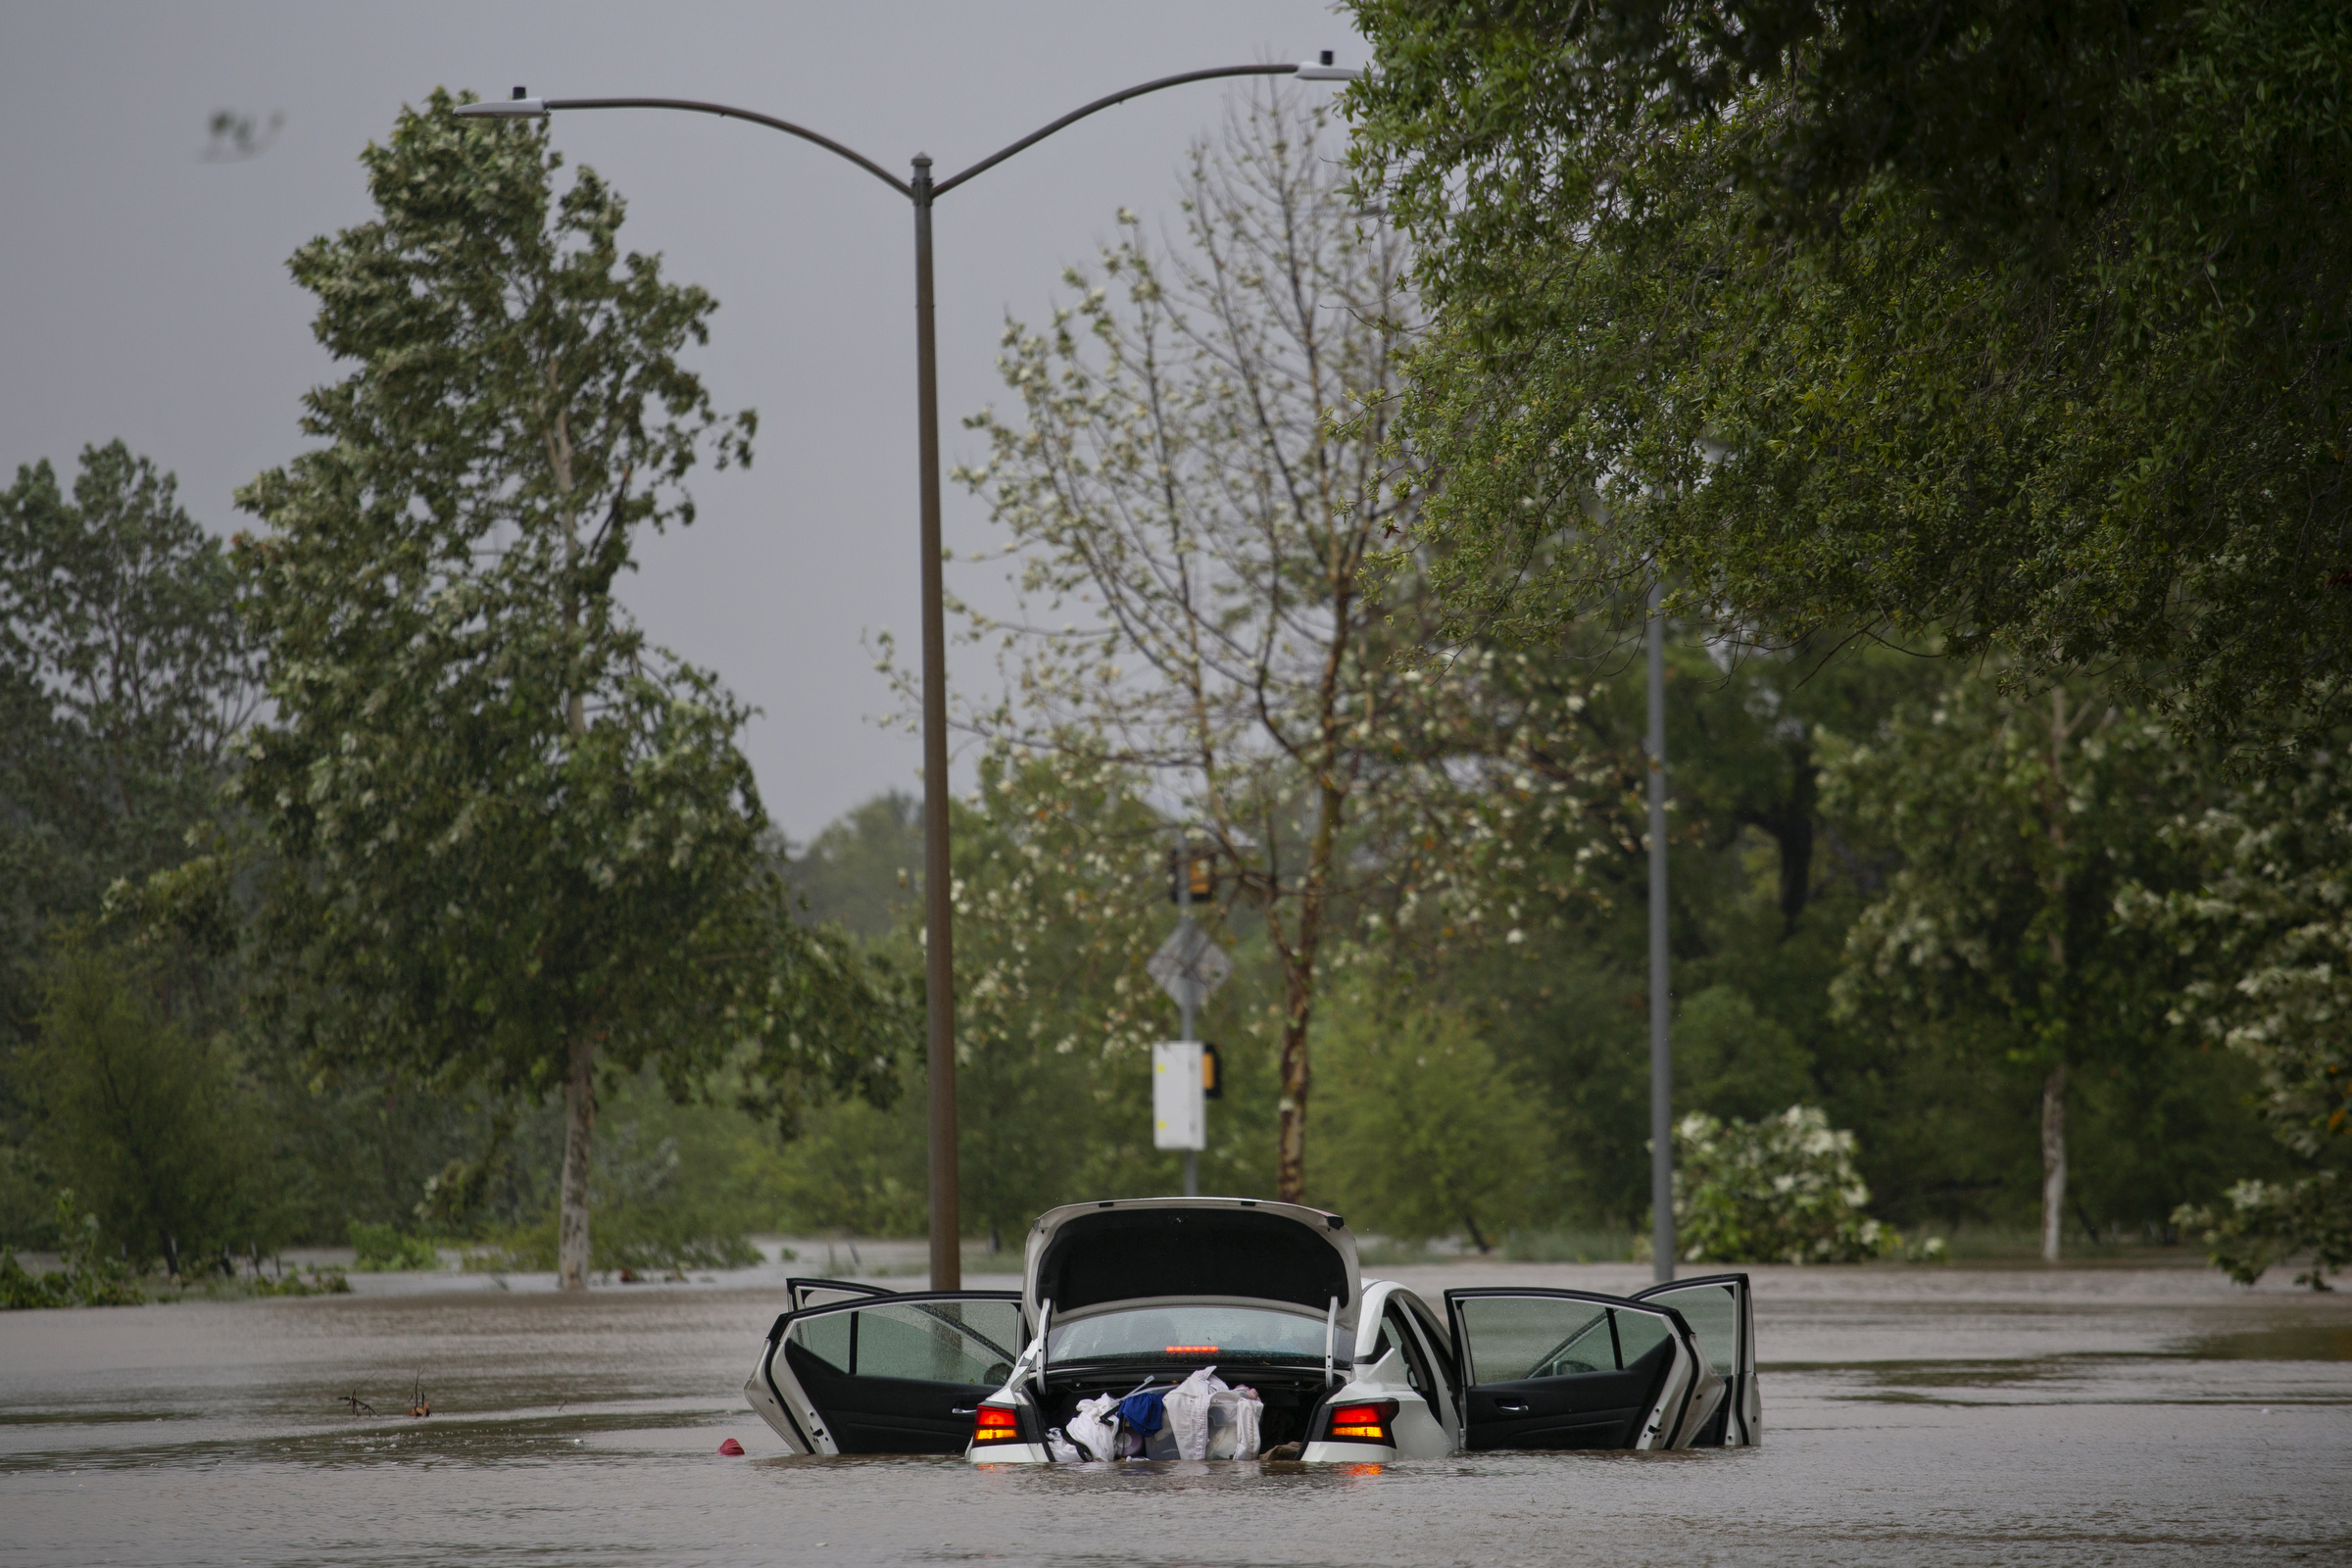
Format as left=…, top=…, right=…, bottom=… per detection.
left=1024, top=1197, right=1360, bottom=1328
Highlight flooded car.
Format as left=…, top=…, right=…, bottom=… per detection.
left=744, top=1197, right=1761, bottom=1460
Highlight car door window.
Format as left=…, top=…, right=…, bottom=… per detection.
left=790, top=1298, right=1022, bottom=1384
left=1635, top=1280, right=1738, bottom=1374
left=1460, top=1296, right=1616, bottom=1382
left=1446, top=1291, right=1693, bottom=1451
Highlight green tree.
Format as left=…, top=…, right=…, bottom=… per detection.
left=2125, top=748, right=2352, bottom=1285
left=788, top=791, right=920, bottom=938
left=1308, top=971, right=1546, bottom=1249
left=1345, top=0, right=2352, bottom=760
left=0, top=443, right=260, bottom=1242
left=233, top=90, right=896, bottom=1290
left=21, top=940, right=271, bottom=1274
left=1826, top=673, right=2199, bottom=1257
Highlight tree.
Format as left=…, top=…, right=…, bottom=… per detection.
left=2125, top=749, right=2352, bottom=1286
left=0, top=441, right=261, bottom=1245
left=22, top=939, right=270, bottom=1274
left=1826, top=672, right=2198, bottom=1257
left=949, top=91, right=1596, bottom=1200
left=1345, top=0, right=2352, bottom=760
left=1307, top=971, right=1545, bottom=1249
left=234, top=91, right=895, bottom=1290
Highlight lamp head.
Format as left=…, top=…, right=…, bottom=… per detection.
left=1295, top=51, right=1362, bottom=82
left=454, top=85, right=549, bottom=119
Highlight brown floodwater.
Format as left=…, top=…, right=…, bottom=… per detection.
left=4, top=1256, right=2348, bottom=1566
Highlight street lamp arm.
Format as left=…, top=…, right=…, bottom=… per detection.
left=539, top=97, right=911, bottom=197
left=931, top=63, right=1300, bottom=197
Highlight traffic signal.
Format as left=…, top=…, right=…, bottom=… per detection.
left=1201, top=1042, right=1222, bottom=1100
left=1167, top=846, right=1216, bottom=904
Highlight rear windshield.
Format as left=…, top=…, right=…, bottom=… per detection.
left=1048, top=1304, right=1328, bottom=1366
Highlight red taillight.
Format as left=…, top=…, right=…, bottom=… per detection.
left=971, top=1404, right=1023, bottom=1446
left=1323, top=1398, right=1397, bottom=1445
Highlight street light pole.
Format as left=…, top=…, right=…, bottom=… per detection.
left=910, top=154, right=958, bottom=1288
left=1647, top=581, right=1675, bottom=1285
left=459, top=55, right=1357, bottom=1291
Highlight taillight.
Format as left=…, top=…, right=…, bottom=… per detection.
left=1322, top=1398, right=1397, bottom=1445
left=971, top=1403, right=1024, bottom=1446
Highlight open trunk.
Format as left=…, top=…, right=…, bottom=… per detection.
left=1034, top=1362, right=1335, bottom=1457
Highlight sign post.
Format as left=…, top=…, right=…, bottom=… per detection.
left=1148, top=849, right=1231, bottom=1195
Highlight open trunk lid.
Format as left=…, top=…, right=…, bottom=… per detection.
left=1023, top=1197, right=1360, bottom=1328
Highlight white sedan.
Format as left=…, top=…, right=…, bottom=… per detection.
left=745, top=1196, right=1760, bottom=1461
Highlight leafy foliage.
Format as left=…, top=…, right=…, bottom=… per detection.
left=2127, top=747, right=2352, bottom=1284
left=0, top=442, right=262, bottom=1246
left=0, top=1191, right=144, bottom=1308
left=2174, top=1174, right=2350, bottom=1291
left=1345, top=0, right=2352, bottom=760
left=0, top=443, right=259, bottom=968
left=1306, top=977, right=1545, bottom=1249
left=947, top=89, right=1616, bottom=1200
left=1675, top=1105, right=1937, bottom=1264
left=347, top=1222, right=441, bottom=1272
left=20, top=941, right=274, bottom=1272
left=226, top=90, right=902, bottom=1279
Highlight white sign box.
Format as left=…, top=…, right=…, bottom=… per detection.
left=1152, top=1041, right=1205, bottom=1151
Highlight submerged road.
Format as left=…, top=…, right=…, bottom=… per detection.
left=3, top=1257, right=2347, bottom=1566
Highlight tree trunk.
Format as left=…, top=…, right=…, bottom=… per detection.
left=2039, top=686, right=2071, bottom=1265
left=1272, top=748, right=1347, bottom=1202
left=1274, top=958, right=1315, bottom=1202
left=557, top=1034, right=595, bottom=1291
left=2039, top=1061, right=2067, bottom=1264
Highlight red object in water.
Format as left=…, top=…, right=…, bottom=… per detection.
left=717, top=1438, right=746, bottom=1456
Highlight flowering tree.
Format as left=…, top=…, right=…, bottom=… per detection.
left=945, top=91, right=1599, bottom=1200
left=1675, top=1105, right=1934, bottom=1264
left=2126, top=751, right=2352, bottom=1287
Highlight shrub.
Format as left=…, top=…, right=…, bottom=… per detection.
left=348, top=1221, right=442, bottom=1272
left=0, top=1191, right=143, bottom=1308
left=1674, top=1106, right=1942, bottom=1264
left=1311, top=982, right=1547, bottom=1250
left=2174, top=1173, right=2349, bottom=1290
left=24, top=944, right=275, bottom=1272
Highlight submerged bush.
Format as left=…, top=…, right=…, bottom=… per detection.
left=2174, top=1172, right=2349, bottom=1290
left=1674, top=1106, right=1942, bottom=1264
left=0, top=1191, right=144, bottom=1308
left=348, top=1221, right=442, bottom=1272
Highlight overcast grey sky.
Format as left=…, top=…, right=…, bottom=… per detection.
left=0, top=1, right=1362, bottom=842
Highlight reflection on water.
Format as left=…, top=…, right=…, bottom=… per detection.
left=3, top=1266, right=2348, bottom=1566
left=2184, top=1322, right=2352, bottom=1361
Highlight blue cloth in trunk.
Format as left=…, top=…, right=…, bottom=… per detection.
left=1117, top=1388, right=1168, bottom=1436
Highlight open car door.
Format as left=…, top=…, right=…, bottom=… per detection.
left=1443, top=1289, right=1721, bottom=1450
left=1633, top=1273, right=1760, bottom=1446
left=756, top=1292, right=1025, bottom=1454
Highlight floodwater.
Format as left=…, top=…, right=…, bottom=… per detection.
left=4, top=1255, right=2349, bottom=1567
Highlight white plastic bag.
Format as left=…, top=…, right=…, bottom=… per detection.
left=1206, top=1385, right=1262, bottom=1459
left=1045, top=1427, right=1083, bottom=1463
left=1063, top=1394, right=1119, bottom=1461
left=1161, top=1367, right=1225, bottom=1460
